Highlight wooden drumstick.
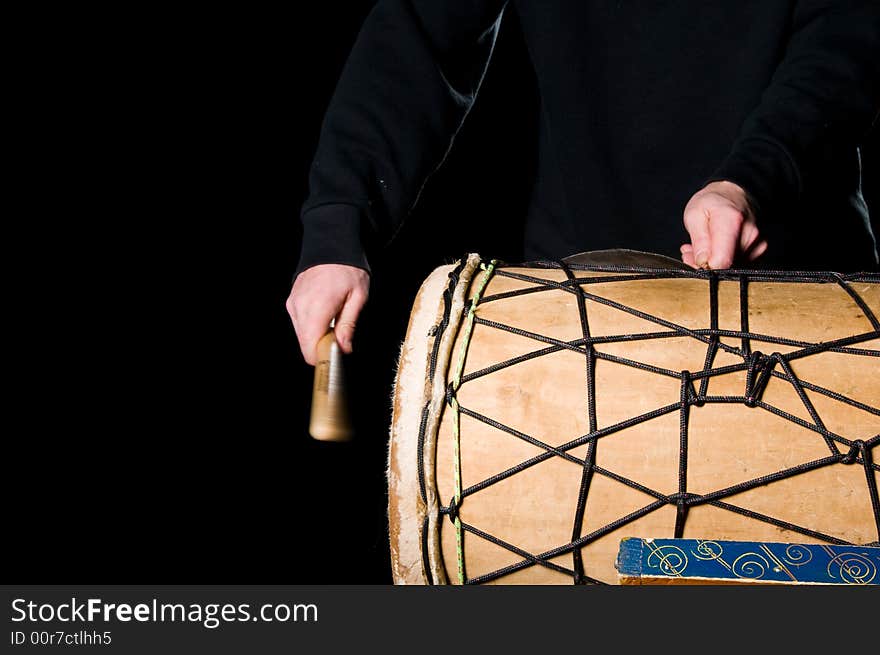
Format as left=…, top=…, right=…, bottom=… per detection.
left=309, top=324, right=353, bottom=441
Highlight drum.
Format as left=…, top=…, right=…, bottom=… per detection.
left=387, top=253, right=880, bottom=584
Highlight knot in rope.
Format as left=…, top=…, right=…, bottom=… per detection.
left=840, top=439, right=866, bottom=465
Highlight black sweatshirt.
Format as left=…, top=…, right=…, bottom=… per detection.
left=296, top=1, right=880, bottom=275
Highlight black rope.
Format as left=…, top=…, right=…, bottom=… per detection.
left=421, top=258, right=880, bottom=583
left=559, top=259, right=599, bottom=584
left=843, top=437, right=880, bottom=539
left=834, top=273, right=880, bottom=331
left=416, top=256, right=468, bottom=585
left=697, top=273, right=720, bottom=400
left=740, top=275, right=752, bottom=358
left=774, top=355, right=838, bottom=456
left=418, top=258, right=467, bottom=505
left=675, top=371, right=692, bottom=538
left=473, top=316, right=878, bottom=359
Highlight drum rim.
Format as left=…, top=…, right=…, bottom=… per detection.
left=388, top=253, right=482, bottom=584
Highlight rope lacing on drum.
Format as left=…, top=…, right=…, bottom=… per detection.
left=446, top=259, right=497, bottom=585
left=427, top=257, right=880, bottom=584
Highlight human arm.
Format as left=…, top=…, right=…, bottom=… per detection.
left=289, top=0, right=508, bottom=361
left=682, top=0, right=880, bottom=269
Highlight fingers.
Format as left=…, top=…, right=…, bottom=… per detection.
left=683, top=181, right=769, bottom=270
left=744, top=238, right=769, bottom=262
left=288, top=290, right=341, bottom=366
left=739, top=220, right=760, bottom=253
left=683, top=235, right=768, bottom=267
left=286, top=264, right=370, bottom=365
left=680, top=243, right=697, bottom=269
left=706, top=208, right=742, bottom=270
left=683, top=207, right=712, bottom=269
left=334, top=287, right=368, bottom=354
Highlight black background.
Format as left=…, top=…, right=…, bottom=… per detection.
left=8, top=3, right=878, bottom=584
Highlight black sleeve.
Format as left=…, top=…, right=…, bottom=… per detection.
left=295, top=0, right=508, bottom=278
left=709, top=0, right=880, bottom=217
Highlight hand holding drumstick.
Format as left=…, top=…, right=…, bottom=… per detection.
left=287, top=264, right=370, bottom=441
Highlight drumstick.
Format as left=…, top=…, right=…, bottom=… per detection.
left=309, top=323, right=353, bottom=441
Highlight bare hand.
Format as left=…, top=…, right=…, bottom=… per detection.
left=681, top=180, right=768, bottom=269
left=286, top=264, right=370, bottom=365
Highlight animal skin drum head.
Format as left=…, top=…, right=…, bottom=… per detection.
left=388, top=253, right=880, bottom=585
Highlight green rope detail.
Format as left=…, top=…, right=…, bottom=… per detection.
left=450, top=259, right=497, bottom=584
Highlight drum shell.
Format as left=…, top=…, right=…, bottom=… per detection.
left=388, top=256, right=880, bottom=584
